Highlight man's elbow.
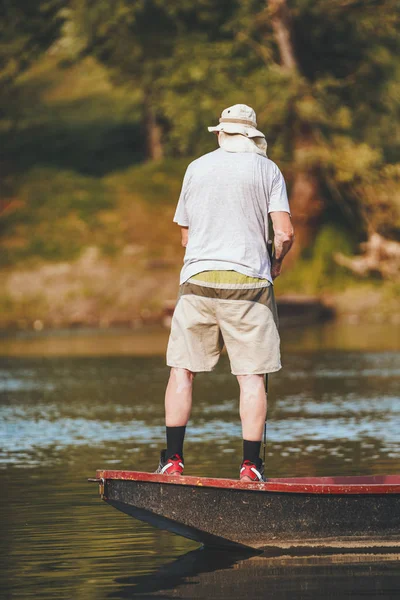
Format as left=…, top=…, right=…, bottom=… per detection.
left=181, top=229, right=189, bottom=247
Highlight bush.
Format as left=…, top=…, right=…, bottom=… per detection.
left=0, top=168, right=115, bottom=265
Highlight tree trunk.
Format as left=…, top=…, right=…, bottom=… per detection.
left=144, top=96, right=163, bottom=161
left=267, top=0, right=323, bottom=255
left=268, top=0, right=298, bottom=70
left=287, top=169, right=323, bottom=263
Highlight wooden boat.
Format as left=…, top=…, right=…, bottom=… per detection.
left=90, top=470, right=400, bottom=552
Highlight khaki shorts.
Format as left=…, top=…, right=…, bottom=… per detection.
left=166, top=281, right=281, bottom=375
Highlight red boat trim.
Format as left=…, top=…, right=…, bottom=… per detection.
left=96, top=470, right=400, bottom=495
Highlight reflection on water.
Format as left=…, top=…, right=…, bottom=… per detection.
left=110, top=547, right=400, bottom=599
left=1, top=324, right=400, bottom=598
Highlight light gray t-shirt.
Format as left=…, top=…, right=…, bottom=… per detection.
left=173, top=148, right=290, bottom=284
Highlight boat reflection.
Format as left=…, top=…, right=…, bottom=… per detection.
left=110, top=547, right=400, bottom=599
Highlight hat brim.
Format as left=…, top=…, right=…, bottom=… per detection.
left=208, top=122, right=265, bottom=138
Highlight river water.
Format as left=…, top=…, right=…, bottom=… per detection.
left=1, top=323, right=399, bottom=599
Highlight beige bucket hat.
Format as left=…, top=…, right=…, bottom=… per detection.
left=208, top=104, right=265, bottom=139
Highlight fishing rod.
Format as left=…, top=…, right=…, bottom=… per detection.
left=263, top=240, right=274, bottom=464
left=263, top=373, right=268, bottom=464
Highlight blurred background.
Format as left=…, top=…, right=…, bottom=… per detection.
left=1, top=0, right=399, bottom=329
left=1, top=2, right=400, bottom=598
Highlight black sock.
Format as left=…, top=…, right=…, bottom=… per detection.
left=243, top=440, right=261, bottom=465
left=166, top=426, right=186, bottom=460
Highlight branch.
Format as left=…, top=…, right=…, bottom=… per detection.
left=267, top=0, right=298, bottom=71
left=334, top=233, right=400, bottom=280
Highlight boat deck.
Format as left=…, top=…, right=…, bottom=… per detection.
left=96, top=470, right=400, bottom=494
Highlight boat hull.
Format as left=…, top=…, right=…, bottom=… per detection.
left=96, top=472, right=400, bottom=551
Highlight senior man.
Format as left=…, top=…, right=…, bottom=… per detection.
left=156, top=104, right=294, bottom=481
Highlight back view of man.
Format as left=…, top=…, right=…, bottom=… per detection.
left=157, top=104, right=294, bottom=481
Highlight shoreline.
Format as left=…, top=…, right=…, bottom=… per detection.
left=1, top=289, right=399, bottom=332
left=1, top=249, right=399, bottom=332
left=0, top=321, right=399, bottom=356
left=0, top=299, right=336, bottom=332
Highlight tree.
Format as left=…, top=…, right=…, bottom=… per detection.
left=74, top=0, right=400, bottom=255
left=0, top=0, right=65, bottom=124
left=73, top=0, right=240, bottom=160
left=160, top=0, right=400, bottom=250
left=262, top=0, right=400, bottom=254
left=0, top=0, right=65, bottom=206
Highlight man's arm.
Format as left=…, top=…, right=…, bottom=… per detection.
left=270, top=211, right=294, bottom=280
left=180, top=226, right=189, bottom=248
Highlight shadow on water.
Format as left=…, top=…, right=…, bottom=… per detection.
left=110, top=547, right=400, bottom=599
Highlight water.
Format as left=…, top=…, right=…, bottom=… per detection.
left=1, top=323, right=399, bottom=599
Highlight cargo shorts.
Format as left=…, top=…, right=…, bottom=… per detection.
left=166, top=281, right=281, bottom=375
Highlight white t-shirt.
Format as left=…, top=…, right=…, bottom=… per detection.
left=174, top=148, right=290, bottom=284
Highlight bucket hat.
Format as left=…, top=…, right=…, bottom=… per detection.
left=208, top=104, right=265, bottom=139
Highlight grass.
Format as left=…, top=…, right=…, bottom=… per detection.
left=278, top=224, right=357, bottom=295
left=107, top=158, right=191, bottom=206
left=0, top=168, right=116, bottom=266
left=0, top=57, right=190, bottom=267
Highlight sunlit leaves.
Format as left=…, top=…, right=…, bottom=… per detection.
left=0, top=0, right=65, bottom=88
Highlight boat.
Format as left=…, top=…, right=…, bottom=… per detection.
left=89, top=470, right=400, bottom=552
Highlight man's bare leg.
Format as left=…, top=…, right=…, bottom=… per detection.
left=237, top=374, right=267, bottom=481
left=165, top=367, right=195, bottom=426
left=163, top=367, right=195, bottom=464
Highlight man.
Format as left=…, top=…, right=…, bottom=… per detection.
left=156, top=104, right=294, bottom=481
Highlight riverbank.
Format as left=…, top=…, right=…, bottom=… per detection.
left=1, top=44, right=399, bottom=332
left=1, top=52, right=398, bottom=331
left=0, top=244, right=399, bottom=331
left=0, top=321, right=399, bottom=356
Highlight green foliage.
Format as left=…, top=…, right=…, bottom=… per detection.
left=0, top=158, right=188, bottom=267
left=0, top=0, right=65, bottom=87
left=107, top=158, right=189, bottom=205
left=355, top=163, right=400, bottom=237
left=73, top=0, right=400, bottom=208
left=1, top=55, right=144, bottom=177
left=0, top=168, right=114, bottom=265
left=278, top=224, right=355, bottom=294
left=1, top=0, right=400, bottom=280
left=0, top=0, right=66, bottom=149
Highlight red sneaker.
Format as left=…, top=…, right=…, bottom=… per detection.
left=240, top=459, right=266, bottom=482
left=155, top=450, right=184, bottom=475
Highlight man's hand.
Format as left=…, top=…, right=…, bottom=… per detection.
left=270, top=212, right=294, bottom=279
left=271, top=258, right=282, bottom=280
